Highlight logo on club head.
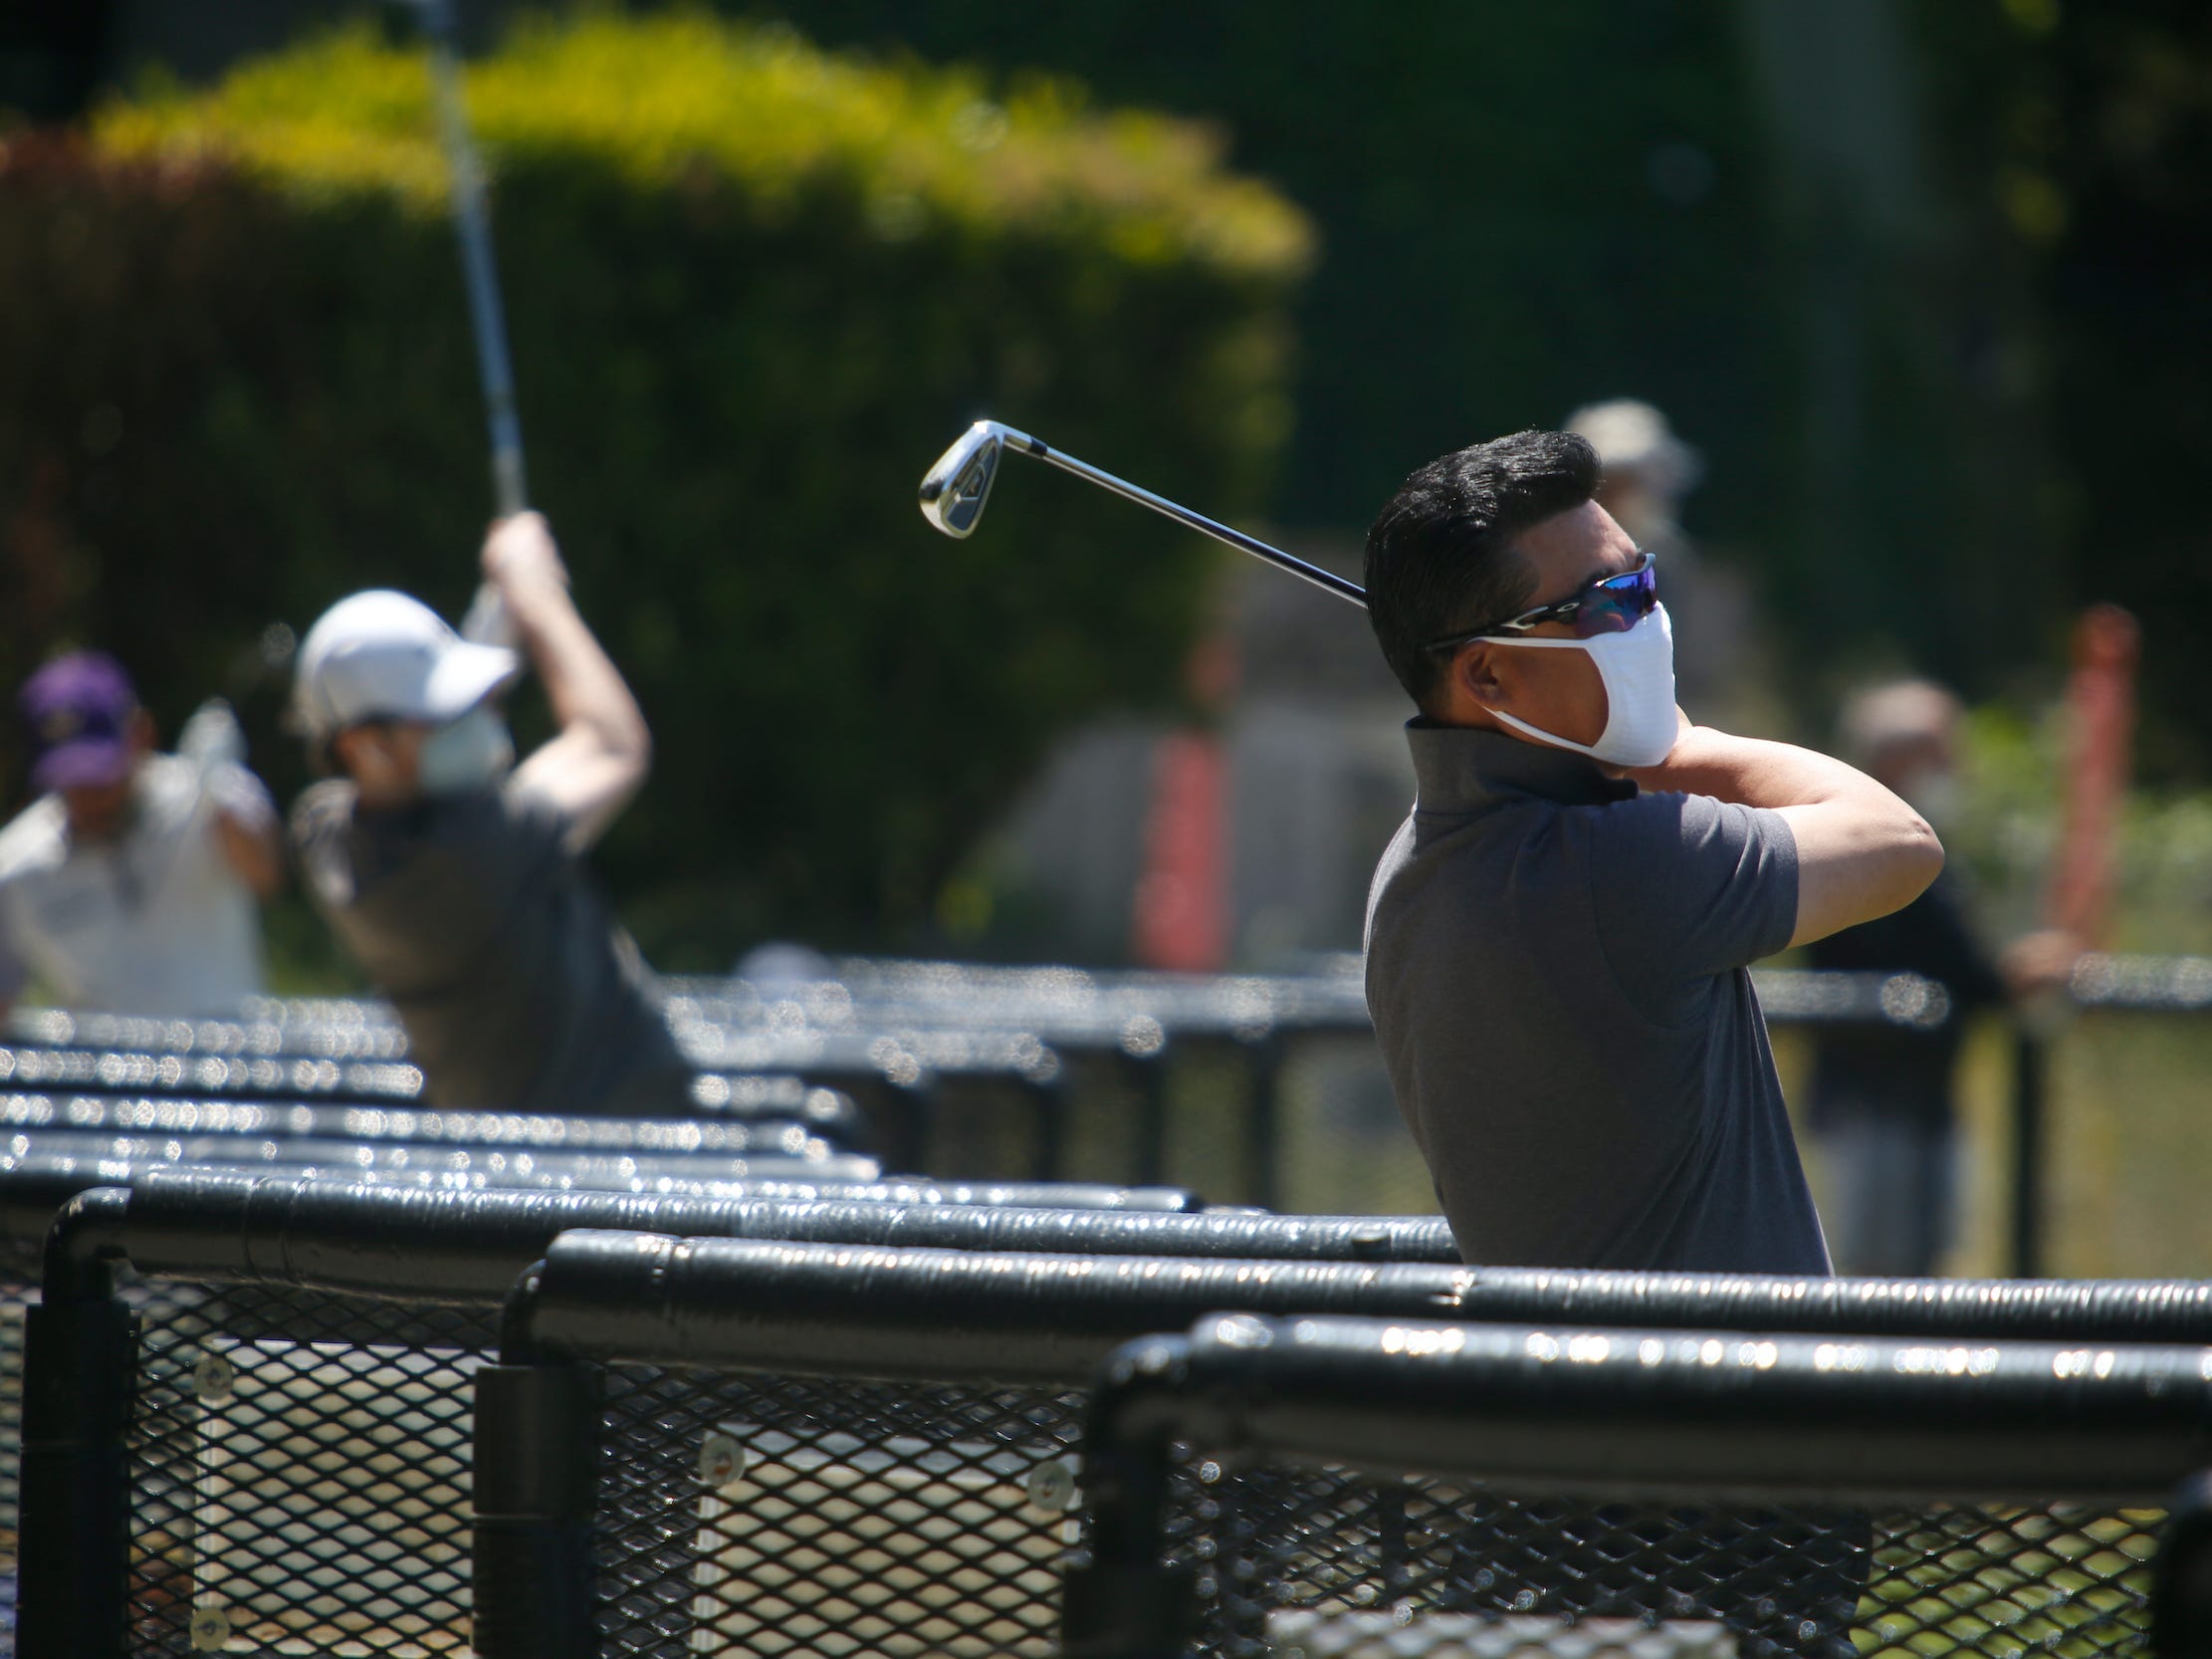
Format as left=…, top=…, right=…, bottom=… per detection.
left=939, top=446, right=997, bottom=533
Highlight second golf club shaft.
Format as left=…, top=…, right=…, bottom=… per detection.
left=1018, top=432, right=1366, bottom=608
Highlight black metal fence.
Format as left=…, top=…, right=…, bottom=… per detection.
left=30, top=951, right=2212, bottom=1237
left=4, top=953, right=2212, bottom=1656
left=481, top=1232, right=2212, bottom=1659
left=10, top=1175, right=2212, bottom=1656
left=15, top=958, right=1998, bottom=1204
left=1068, top=1311, right=2212, bottom=1658
left=2, top=1172, right=1434, bottom=1655
left=0, top=1164, right=1219, bottom=1652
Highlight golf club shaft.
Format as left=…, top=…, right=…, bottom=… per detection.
left=414, top=0, right=524, bottom=648
left=421, top=1, right=527, bottom=519
left=1019, top=434, right=1366, bottom=608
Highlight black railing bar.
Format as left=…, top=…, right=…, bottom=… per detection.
left=1081, top=1312, right=2212, bottom=1514
left=509, top=1228, right=2212, bottom=1378
left=0, top=1091, right=858, bottom=1150
left=10, top=1172, right=1361, bottom=1299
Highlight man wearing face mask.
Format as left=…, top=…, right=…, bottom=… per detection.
left=290, top=513, right=694, bottom=1116
left=1361, top=431, right=1944, bottom=1275
left=1806, top=680, right=2079, bottom=1276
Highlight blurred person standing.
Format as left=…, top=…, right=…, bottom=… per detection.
left=1566, top=399, right=1760, bottom=722
left=1807, top=680, right=2077, bottom=1277
left=291, top=512, right=694, bottom=1117
left=0, top=652, right=284, bottom=1018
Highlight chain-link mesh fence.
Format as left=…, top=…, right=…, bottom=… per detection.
left=122, top=1278, right=497, bottom=1657
left=573, top=1367, right=2163, bottom=1659
left=1068, top=1316, right=2211, bottom=1659
left=1193, top=1472, right=2154, bottom=1658
left=478, top=1235, right=2212, bottom=1659
left=598, top=1369, right=1087, bottom=1659
left=16, top=1183, right=2212, bottom=1658
left=9, top=1176, right=1421, bottom=1655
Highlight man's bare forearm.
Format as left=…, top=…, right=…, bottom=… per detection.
left=1623, top=718, right=1891, bottom=812
left=507, top=583, right=650, bottom=763
left=485, top=515, right=650, bottom=768
left=1624, top=715, right=1943, bottom=948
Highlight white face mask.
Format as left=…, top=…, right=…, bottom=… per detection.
left=1480, top=602, right=1679, bottom=768
left=415, top=704, right=515, bottom=796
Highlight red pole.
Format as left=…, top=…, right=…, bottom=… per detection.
left=2045, top=604, right=2140, bottom=947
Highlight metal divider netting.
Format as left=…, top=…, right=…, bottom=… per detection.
left=597, top=1369, right=1090, bottom=1659
left=1066, top=1319, right=2211, bottom=1659
left=10, top=1174, right=1417, bottom=1657
left=487, top=1236, right=2212, bottom=1659
left=124, top=1280, right=499, bottom=1657
left=590, top=1374, right=2160, bottom=1659
left=1184, top=1471, right=2153, bottom=1657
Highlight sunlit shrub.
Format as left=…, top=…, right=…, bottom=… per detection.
left=0, top=14, right=1311, bottom=963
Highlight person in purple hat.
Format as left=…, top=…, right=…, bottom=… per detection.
left=0, top=651, right=285, bottom=1017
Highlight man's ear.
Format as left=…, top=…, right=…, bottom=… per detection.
left=1450, top=641, right=1511, bottom=711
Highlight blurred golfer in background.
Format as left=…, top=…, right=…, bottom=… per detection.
left=1565, top=398, right=1761, bottom=724
left=291, top=513, right=694, bottom=1115
left=1362, top=429, right=1944, bottom=1276
left=0, top=651, right=284, bottom=1018
left=1809, top=679, right=2080, bottom=1276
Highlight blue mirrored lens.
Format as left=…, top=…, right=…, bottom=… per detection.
left=1569, top=563, right=1658, bottom=637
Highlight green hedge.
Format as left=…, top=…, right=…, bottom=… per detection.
left=0, top=14, right=1310, bottom=964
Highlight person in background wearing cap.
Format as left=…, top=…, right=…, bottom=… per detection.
left=291, top=513, right=693, bottom=1117
left=0, top=652, right=284, bottom=1018
left=1808, top=679, right=2080, bottom=1276
left=1565, top=399, right=1766, bottom=727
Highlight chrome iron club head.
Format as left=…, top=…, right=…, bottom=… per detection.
left=918, top=420, right=1021, bottom=538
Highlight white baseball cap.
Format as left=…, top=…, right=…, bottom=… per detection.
left=293, top=590, right=521, bottom=739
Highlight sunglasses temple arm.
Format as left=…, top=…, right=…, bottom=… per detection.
left=1016, top=438, right=1369, bottom=609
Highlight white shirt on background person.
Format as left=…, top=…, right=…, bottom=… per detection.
left=0, top=752, right=276, bottom=1017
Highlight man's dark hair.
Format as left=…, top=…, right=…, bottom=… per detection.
left=1362, top=430, right=1601, bottom=706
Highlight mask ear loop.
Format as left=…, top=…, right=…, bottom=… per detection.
left=1463, top=601, right=1673, bottom=764
left=1463, top=633, right=1610, bottom=758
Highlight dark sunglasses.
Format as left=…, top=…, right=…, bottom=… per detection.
left=1425, top=552, right=1659, bottom=652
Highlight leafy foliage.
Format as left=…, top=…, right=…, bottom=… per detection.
left=0, top=13, right=1310, bottom=964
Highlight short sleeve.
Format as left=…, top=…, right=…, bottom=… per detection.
left=499, top=777, right=582, bottom=855
left=204, top=762, right=279, bottom=832
left=1578, top=791, right=1798, bottom=991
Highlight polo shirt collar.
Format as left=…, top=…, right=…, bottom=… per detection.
left=1406, top=720, right=1635, bottom=814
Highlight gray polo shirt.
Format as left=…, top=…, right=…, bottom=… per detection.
left=294, top=779, right=695, bottom=1117
left=1364, top=724, right=1830, bottom=1274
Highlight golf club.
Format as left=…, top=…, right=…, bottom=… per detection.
left=397, top=0, right=525, bottom=648
left=918, top=419, right=1367, bottom=608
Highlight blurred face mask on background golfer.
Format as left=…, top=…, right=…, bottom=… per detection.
left=415, top=704, right=515, bottom=796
